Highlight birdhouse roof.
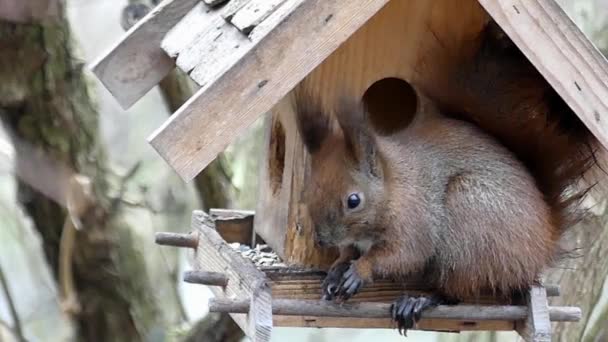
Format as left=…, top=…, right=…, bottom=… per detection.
left=91, top=0, right=608, bottom=182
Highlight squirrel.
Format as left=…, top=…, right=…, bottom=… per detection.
left=292, top=21, right=598, bottom=334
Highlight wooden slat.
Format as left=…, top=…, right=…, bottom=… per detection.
left=90, top=0, right=199, bottom=109
left=478, top=0, right=608, bottom=154
left=230, top=0, right=287, bottom=34
left=191, top=211, right=272, bottom=342
left=264, top=268, right=560, bottom=303
left=149, top=0, right=390, bottom=181
left=221, top=0, right=251, bottom=22
left=274, top=315, right=514, bottom=331
left=516, top=286, right=552, bottom=342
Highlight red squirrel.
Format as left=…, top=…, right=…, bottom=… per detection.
left=293, top=22, right=597, bottom=334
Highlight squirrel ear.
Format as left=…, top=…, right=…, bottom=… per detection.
left=335, top=98, right=383, bottom=179
left=293, top=87, right=331, bottom=154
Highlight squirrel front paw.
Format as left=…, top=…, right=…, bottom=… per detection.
left=334, top=262, right=366, bottom=301
left=321, top=262, right=350, bottom=300
left=322, top=261, right=370, bottom=302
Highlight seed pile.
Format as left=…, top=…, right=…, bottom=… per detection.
left=229, top=242, right=286, bottom=267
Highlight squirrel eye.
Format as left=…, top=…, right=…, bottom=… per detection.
left=347, top=193, right=361, bottom=209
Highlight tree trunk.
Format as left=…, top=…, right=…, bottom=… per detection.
left=0, top=6, right=173, bottom=342
left=546, top=203, right=608, bottom=342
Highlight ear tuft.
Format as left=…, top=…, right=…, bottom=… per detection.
left=335, top=97, right=383, bottom=179
left=293, top=87, right=331, bottom=154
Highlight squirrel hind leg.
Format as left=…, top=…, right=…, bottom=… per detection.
left=390, top=294, right=458, bottom=335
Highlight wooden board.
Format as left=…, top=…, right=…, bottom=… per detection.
left=274, top=315, right=514, bottom=331
left=191, top=211, right=272, bottom=342
left=90, top=0, right=199, bottom=109
left=478, top=0, right=608, bottom=154
left=264, top=268, right=561, bottom=303
left=149, top=0, right=391, bottom=181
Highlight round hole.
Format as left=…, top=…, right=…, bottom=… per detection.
left=362, top=77, right=418, bottom=136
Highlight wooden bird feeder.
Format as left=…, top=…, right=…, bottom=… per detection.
left=90, top=0, right=608, bottom=340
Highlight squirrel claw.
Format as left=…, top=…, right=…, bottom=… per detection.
left=336, top=263, right=364, bottom=301
left=391, top=295, right=443, bottom=336
left=321, top=262, right=350, bottom=301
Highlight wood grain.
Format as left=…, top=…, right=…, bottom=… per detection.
left=90, top=0, right=199, bottom=109
left=191, top=211, right=272, bottom=342
left=478, top=0, right=608, bottom=155
left=149, top=0, right=390, bottom=181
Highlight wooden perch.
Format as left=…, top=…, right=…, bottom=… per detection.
left=155, top=232, right=199, bottom=248
left=184, top=270, right=228, bottom=287
left=208, top=298, right=581, bottom=322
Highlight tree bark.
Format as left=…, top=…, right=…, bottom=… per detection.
left=0, top=6, right=171, bottom=342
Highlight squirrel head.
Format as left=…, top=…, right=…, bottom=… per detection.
left=294, top=91, right=386, bottom=249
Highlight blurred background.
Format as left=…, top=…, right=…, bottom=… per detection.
left=0, top=0, right=607, bottom=341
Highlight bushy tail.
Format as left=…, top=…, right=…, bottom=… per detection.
left=420, top=21, right=601, bottom=236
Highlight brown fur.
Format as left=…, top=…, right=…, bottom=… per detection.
left=419, top=22, right=597, bottom=240
left=294, top=21, right=598, bottom=300
left=295, top=88, right=562, bottom=299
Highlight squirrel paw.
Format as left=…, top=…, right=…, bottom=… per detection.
left=335, top=262, right=365, bottom=302
left=321, top=262, right=350, bottom=301
left=391, top=295, right=443, bottom=336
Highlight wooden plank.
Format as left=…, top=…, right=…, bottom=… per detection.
left=221, top=0, right=251, bottom=22
left=268, top=281, right=560, bottom=304
left=478, top=0, right=608, bottom=155
left=149, top=0, right=391, bottom=181
left=0, top=0, right=60, bottom=23
left=161, top=3, right=223, bottom=59
left=191, top=211, right=272, bottom=342
left=274, top=315, right=514, bottom=331
left=209, top=298, right=581, bottom=322
left=516, top=286, right=552, bottom=342
left=230, top=0, right=287, bottom=35
left=90, top=0, right=199, bottom=109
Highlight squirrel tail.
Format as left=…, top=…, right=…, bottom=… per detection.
left=420, top=21, right=602, bottom=238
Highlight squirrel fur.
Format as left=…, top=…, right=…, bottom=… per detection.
left=293, top=21, right=598, bottom=332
